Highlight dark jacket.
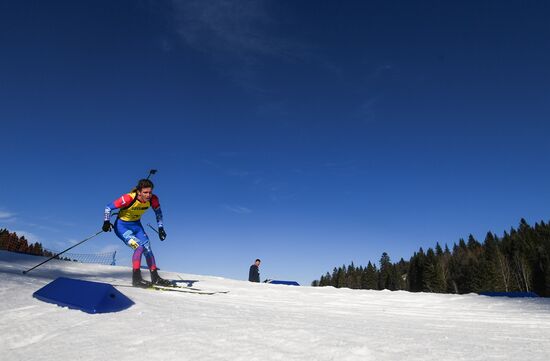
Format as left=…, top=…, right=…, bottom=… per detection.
left=249, top=264, right=260, bottom=282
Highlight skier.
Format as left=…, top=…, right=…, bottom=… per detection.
left=249, top=259, right=261, bottom=282
left=103, top=178, right=172, bottom=287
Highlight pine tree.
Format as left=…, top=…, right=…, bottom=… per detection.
left=394, top=258, right=409, bottom=290
left=337, top=265, right=347, bottom=288
left=363, top=261, right=378, bottom=289
left=378, top=252, right=392, bottom=290
left=424, top=248, right=446, bottom=292
left=482, top=232, right=509, bottom=292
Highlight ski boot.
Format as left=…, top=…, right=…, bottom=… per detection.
left=150, top=269, right=173, bottom=287
left=132, top=269, right=152, bottom=288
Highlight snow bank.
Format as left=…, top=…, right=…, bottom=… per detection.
left=2, top=251, right=550, bottom=361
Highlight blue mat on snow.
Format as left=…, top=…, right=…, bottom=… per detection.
left=33, top=277, right=134, bottom=314
left=265, top=279, right=300, bottom=286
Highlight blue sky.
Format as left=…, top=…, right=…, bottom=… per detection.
left=1, top=0, right=550, bottom=285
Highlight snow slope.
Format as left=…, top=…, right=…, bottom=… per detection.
left=1, top=251, right=550, bottom=361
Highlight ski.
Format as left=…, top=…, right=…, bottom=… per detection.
left=113, top=283, right=229, bottom=295
left=149, top=284, right=229, bottom=295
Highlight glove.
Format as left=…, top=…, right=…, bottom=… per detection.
left=128, top=239, right=139, bottom=250
left=158, top=227, right=167, bottom=241
left=102, top=221, right=112, bottom=232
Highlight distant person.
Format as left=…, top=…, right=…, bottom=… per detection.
left=249, top=258, right=261, bottom=282
left=103, top=178, right=172, bottom=287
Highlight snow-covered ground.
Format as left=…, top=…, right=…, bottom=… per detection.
left=1, top=251, right=550, bottom=361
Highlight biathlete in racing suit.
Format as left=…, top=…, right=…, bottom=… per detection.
left=103, top=178, right=172, bottom=287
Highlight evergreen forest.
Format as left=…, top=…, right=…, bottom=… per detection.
left=0, top=228, right=53, bottom=257
left=312, top=219, right=550, bottom=297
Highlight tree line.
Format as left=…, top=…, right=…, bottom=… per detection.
left=0, top=228, right=77, bottom=262
left=0, top=228, right=54, bottom=257
left=312, top=218, right=550, bottom=297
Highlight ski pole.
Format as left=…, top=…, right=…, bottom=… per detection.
left=22, top=230, right=104, bottom=274
left=147, top=223, right=166, bottom=244
left=147, top=223, right=158, bottom=234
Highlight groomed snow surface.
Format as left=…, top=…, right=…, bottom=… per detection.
left=2, top=251, right=550, bottom=361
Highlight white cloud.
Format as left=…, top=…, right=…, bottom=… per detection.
left=222, top=204, right=252, bottom=214
left=356, top=96, right=380, bottom=125
left=170, top=0, right=318, bottom=90
left=173, top=0, right=278, bottom=55
left=369, top=64, right=394, bottom=79
left=0, top=210, right=16, bottom=219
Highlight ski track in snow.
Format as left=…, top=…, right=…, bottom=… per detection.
left=1, top=251, right=550, bottom=361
